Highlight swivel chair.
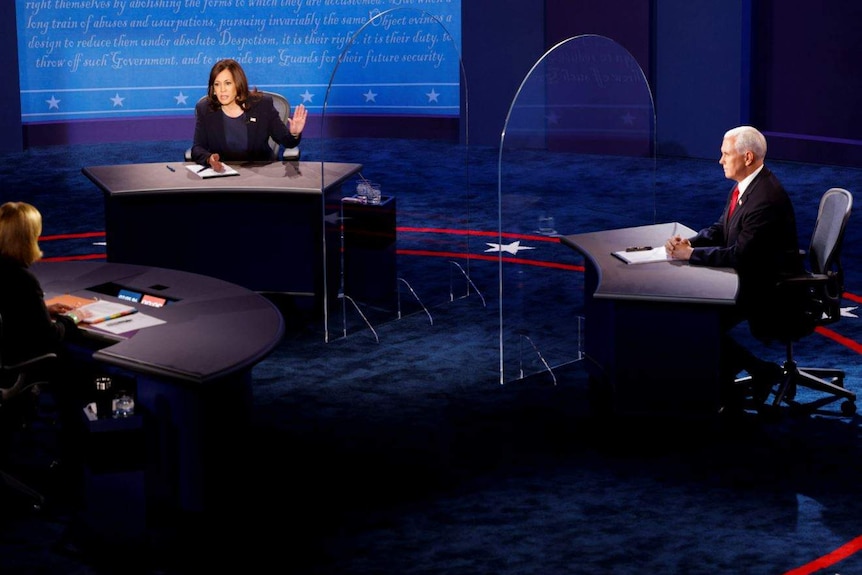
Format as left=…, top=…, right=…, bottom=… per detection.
left=743, top=188, right=856, bottom=416
left=184, top=90, right=301, bottom=162
left=0, top=312, right=58, bottom=511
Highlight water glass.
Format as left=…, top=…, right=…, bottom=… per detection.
left=112, top=393, right=135, bottom=418
left=367, top=183, right=382, bottom=205
left=538, top=214, right=556, bottom=236
left=356, top=180, right=370, bottom=201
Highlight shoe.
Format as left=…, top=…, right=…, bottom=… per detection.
left=748, top=361, right=784, bottom=405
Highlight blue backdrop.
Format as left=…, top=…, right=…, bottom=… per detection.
left=16, top=0, right=461, bottom=122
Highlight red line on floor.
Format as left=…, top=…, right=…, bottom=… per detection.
left=398, top=226, right=561, bottom=243
left=396, top=249, right=584, bottom=271
left=844, top=291, right=862, bottom=304
left=816, top=325, right=862, bottom=354
left=41, top=231, right=105, bottom=241
left=41, top=254, right=106, bottom=262
left=783, top=534, right=862, bottom=575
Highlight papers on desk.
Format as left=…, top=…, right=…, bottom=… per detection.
left=77, top=300, right=138, bottom=324
left=185, top=163, right=239, bottom=178
left=45, top=295, right=137, bottom=323
left=90, top=312, right=166, bottom=334
left=612, top=246, right=673, bottom=264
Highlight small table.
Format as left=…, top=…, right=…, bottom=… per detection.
left=341, top=195, right=397, bottom=307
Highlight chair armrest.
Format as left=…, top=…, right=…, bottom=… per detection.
left=3, top=352, right=58, bottom=372
left=777, top=273, right=829, bottom=287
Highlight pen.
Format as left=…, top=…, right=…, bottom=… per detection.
left=166, top=165, right=175, bottom=172
left=107, top=319, right=134, bottom=326
left=196, top=165, right=209, bottom=173
left=626, top=246, right=653, bottom=252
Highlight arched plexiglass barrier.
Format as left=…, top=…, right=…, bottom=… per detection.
left=319, top=8, right=476, bottom=343
left=498, top=35, right=656, bottom=384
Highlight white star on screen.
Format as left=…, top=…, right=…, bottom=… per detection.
left=841, top=306, right=859, bottom=318
left=621, top=112, right=636, bottom=125
left=363, top=89, right=377, bottom=103
left=300, top=89, right=314, bottom=103
left=485, top=241, right=536, bottom=255
left=46, top=95, right=60, bottom=110
left=110, top=93, right=125, bottom=107
left=425, top=88, right=440, bottom=103
left=175, top=92, right=188, bottom=105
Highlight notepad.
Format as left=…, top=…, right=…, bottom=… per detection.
left=611, top=246, right=673, bottom=264
left=45, top=295, right=139, bottom=324
left=76, top=300, right=138, bottom=324
left=185, top=163, right=240, bottom=178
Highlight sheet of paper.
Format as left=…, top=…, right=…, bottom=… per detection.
left=612, top=246, right=672, bottom=264
left=89, top=313, right=166, bottom=334
left=185, top=163, right=239, bottom=178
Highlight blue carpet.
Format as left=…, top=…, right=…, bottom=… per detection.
left=1, top=138, right=862, bottom=574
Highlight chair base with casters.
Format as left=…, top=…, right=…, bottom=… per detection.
left=772, top=355, right=856, bottom=417
left=737, top=345, right=857, bottom=417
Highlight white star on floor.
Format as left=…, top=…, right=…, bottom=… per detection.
left=46, top=95, right=60, bottom=110
left=110, top=93, right=125, bottom=107
left=485, top=241, right=535, bottom=255
left=300, top=89, right=314, bottom=103
left=841, top=306, right=858, bottom=318
left=175, top=92, right=188, bottom=105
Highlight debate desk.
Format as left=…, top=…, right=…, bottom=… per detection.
left=32, top=260, right=284, bottom=536
left=560, top=222, right=739, bottom=416
left=82, top=160, right=363, bottom=302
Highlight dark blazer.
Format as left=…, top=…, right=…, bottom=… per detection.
left=190, top=94, right=300, bottom=165
left=0, top=257, right=73, bottom=367
left=688, top=166, right=804, bottom=321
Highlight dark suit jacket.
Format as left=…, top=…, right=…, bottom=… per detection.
left=190, top=94, right=300, bottom=165
left=688, top=166, right=804, bottom=326
left=0, top=257, right=73, bottom=367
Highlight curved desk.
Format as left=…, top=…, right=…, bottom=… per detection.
left=83, top=161, right=362, bottom=300
left=32, top=261, right=285, bottom=528
left=560, top=222, right=738, bottom=416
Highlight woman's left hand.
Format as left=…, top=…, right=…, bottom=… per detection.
left=288, top=103, right=308, bottom=136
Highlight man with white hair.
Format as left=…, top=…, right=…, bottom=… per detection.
left=665, top=125, right=804, bottom=410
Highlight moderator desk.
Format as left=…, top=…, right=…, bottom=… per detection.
left=32, top=260, right=284, bottom=536
left=82, top=161, right=362, bottom=301
left=560, top=222, right=739, bottom=416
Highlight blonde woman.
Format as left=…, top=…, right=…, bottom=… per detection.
left=0, top=202, right=83, bottom=402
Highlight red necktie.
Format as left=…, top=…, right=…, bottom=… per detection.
left=728, top=186, right=739, bottom=218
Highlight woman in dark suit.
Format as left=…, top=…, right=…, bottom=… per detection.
left=190, top=58, right=308, bottom=172
left=0, top=202, right=82, bottom=403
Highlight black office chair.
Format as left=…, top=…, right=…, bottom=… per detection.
left=184, top=90, right=301, bottom=162
left=743, top=187, right=856, bottom=416
left=0, top=312, right=58, bottom=511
